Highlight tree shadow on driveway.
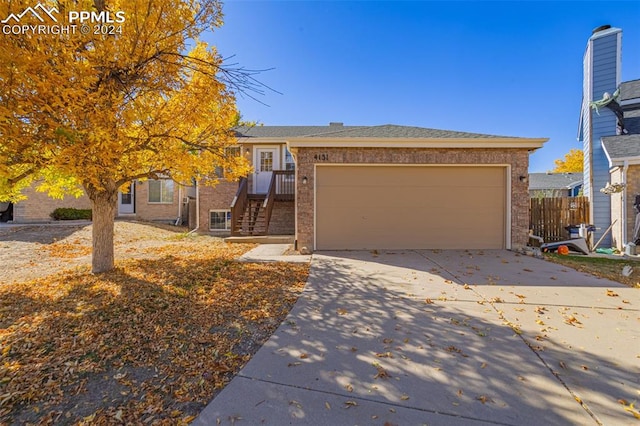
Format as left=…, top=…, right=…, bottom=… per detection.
left=207, top=250, right=639, bottom=425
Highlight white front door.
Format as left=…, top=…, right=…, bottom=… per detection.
left=254, top=147, right=279, bottom=193
left=118, top=182, right=135, bottom=215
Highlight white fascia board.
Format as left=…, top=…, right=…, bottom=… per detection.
left=236, top=137, right=288, bottom=145
left=607, top=156, right=640, bottom=167
left=287, top=137, right=548, bottom=149
left=601, top=139, right=614, bottom=166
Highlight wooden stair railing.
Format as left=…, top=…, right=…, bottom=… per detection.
left=230, top=170, right=295, bottom=236
left=230, top=177, right=248, bottom=236
left=260, top=172, right=278, bottom=235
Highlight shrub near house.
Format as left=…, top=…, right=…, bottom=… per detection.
left=50, top=208, right=92, bottom=221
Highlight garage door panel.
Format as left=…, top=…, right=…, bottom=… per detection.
left=322, top=187, right=503, bottom=210
left=316, top=166, right=506, bottom=250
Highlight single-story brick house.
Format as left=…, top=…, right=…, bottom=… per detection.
left=201, top=123, right=547, bottom=252
left=9, top=178, right=190, bottom=224
left=9, top=123, right=546, bottom=251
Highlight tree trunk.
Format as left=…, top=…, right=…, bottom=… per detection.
left=88, top=187, right=118, bottom=273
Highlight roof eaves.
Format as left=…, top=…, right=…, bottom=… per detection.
left=601, top=139, right=614, bottom=167
left=600, top=139, right=640, bottom=167
left=287, top=137, right=547, bottom=149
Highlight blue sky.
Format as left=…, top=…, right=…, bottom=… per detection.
left=204, top=1, right=640, bottom=172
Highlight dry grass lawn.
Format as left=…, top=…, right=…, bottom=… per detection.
left=0, top=222, right=309, bottom=425
left=545, top=253, right=640, bottom=288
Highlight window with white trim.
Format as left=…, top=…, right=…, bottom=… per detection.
left=210, top=210, right=232, bottom=231
left=148, top=179, right=174, bottom=203
left=215, top=146, right=242, bottom=178
left=284, top=147, right=295, bottom=171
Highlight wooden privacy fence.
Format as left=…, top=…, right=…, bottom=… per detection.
left=530, top=196, right=590, bottom=243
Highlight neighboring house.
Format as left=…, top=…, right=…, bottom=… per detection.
left=11, top=178, right=190, bottom=224
left=118, top=178, right=193, bottom=224
left=199, top=123, right=546, bottom=252
left=602, top=82, right=640, bottom=248
left=528, top=173, right=583, bottom=198
left=12, top=184, right=92, bottom=223
left=579, top=24, right=640, bottom=249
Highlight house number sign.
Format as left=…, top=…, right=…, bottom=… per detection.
left=314, top=153, right=329, bottom=161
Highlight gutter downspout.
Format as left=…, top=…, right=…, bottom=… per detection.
left=623, top=160, right=629, bottom=247
left=188, top=181, right=200, bottom=234
left=175, top=186, right=182, bottom=226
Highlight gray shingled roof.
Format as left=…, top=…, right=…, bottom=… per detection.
left=235, top=124, right=519, bottom=139
left=528, top=173, right=583, bottom=191
left=621, top=79, right=640, bottom=101
left=234, top=124, right=360, bottom=138
left=602, top=134, right=640, bottom=160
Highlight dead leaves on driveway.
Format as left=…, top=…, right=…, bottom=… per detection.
left=0, top=240, right=308, bottom=424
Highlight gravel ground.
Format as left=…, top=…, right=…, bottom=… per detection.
left=0, top=221, right=197, bottom=284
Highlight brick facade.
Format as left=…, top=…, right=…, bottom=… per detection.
left=134, top=180, right=183, bottom=223
left=13, top=180, right=187, bottom=224
left=198, top=181, right=238, bottom=234
left=268, top=201, right=295, bottom=235
left=294, top=147, right=530, bottom=252
left=13, top=185, right=92, bottom=223
left=196, top=143, right=297, bottom=235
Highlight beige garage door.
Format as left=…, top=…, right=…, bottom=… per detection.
left=316, top=165, right=506, bottom=250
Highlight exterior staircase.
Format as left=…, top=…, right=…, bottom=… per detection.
left=232, top=195, right=268, bottom=235
left=230, top=171, right=294, bottom=236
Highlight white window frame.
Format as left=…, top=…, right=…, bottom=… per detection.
left=209, top=209, right=232, bottom=231
left=284, top=147, right=295, bottom=171
left=215, top=146, right=242, bottom=179
left=148, top=179, right=174, bottom=204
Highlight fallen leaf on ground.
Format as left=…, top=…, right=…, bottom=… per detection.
left=476, top=395, right=494, bottom=404
left=373, top=363, right=391, bottom=379
left=0, top=232, right=308, bottom=425
left=564, top=315, right=582, bottom=326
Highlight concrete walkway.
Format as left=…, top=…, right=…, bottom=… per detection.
left=237, top=244, right=311, bottom=263
left=196, top=250, right=639, bottom=425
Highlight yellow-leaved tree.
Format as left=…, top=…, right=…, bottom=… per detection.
left=0, top=0, right=253, bottom=272
left=553, top=149, right=584, bottom=173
